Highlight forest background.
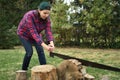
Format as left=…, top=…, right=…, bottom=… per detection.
left=0, top=0, right=120, bottom=49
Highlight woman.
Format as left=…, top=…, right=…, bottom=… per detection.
left=17, top=1, right=54, bottom=70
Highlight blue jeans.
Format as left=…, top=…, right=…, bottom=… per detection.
left=19, top=36, right=46, bottom=70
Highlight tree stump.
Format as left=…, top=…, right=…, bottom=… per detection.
left=16, top=70, right=27, bottom=80
left=31, top=65, right=58, bottom=80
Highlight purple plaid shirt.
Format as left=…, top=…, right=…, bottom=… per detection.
left=17, top=10, right=54, bottom=45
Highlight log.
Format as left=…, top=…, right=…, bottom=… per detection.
left=68, top=59, right=83, bottom=72
left=68, top=59, right=82, bottom=66
left=16, top=70, right=27, bottom=80
left=68, top=59, right=95, bottom=80
left=101, top=75, right=109, bottom=80
left=84, top=73, right=95, bottom=80
left=31, top=65, right=58, bottom=80
left=56, top=59, right=84, bottom=80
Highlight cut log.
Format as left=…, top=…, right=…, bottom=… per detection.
left=81, top=67, right=87, bottom=75
left=68, top=59, right=83, bottom=72
left=84, top=73, right=95, bottom=80
left=16, top=70, right=27, bottom=80
left=68, top=59, right=95, bottom=80
left=56, top=60, right=84, bottom=80
left=101, top=75, right=109, bottom=80
left=68, top=59, right=82, bottom=65
left=31, top=65, right=58, bottom=80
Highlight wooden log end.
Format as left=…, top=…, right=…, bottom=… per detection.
left=84, top=73, right=95, bottom=80
left=16, top=70, right=27, bottom=73
left=68, top=59, right=82, bottom=65
left=31, top=64, right=56, bottom=72
left=101, top=75, right=109, bottom=80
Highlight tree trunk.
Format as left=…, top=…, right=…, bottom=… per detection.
left=31, top=65, right=58, bottom=80
left=16, top=70, right=27, bottom=80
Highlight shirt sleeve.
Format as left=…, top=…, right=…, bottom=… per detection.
left=26, top=15, right=43, bottom=45
left=45, top=19, right=54, bottom=42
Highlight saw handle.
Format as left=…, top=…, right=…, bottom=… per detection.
left=50, top=52, right=54, bottom=57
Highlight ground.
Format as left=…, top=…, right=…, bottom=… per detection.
left=0, top=46, right=120, bottom=80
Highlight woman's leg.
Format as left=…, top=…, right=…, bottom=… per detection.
left=33, top=41, right=46, bottom=65
left=19, top=36, right=33, bottom=70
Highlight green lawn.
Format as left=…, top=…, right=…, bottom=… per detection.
left=0, top=47, right=120, bottom=80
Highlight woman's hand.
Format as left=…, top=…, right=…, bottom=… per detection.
left=48, top=41, right=55, bottom=51
left=41, top=42, right=54, bottom=52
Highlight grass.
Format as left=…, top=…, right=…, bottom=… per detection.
left=0, top=46, right=120, bottom=80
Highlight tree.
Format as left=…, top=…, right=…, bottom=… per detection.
left=50, top=0, right=71, bottom=46
left=69, top=0, right=120, bottom=48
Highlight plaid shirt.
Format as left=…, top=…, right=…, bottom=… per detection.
left=17, top=10, right=54, bottom=45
